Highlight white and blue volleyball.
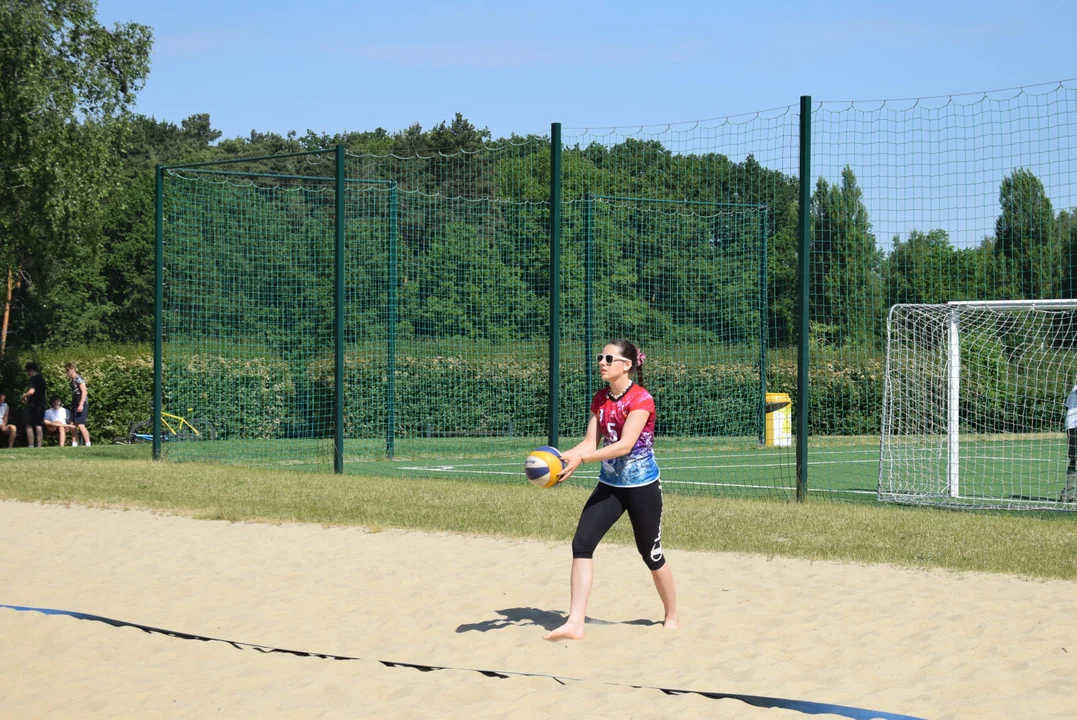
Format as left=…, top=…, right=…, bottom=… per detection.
left=525, top=446, right=565, bottom=488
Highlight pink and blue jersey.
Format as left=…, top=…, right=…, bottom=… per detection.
left=590, top=384, right=659, bottom=487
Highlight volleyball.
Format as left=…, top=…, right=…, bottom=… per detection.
left=525, top=446, right=565, bottom=488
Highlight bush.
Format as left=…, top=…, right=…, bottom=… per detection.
left=1, top=342, right=895, bottom=446
left=4, top=346, right=152, bottom=442
left=163, top=353, right=295, bottom=440
left=310, top=351, right=550, bottom=439
left=4, top=345, right=295, bottom=442
left=310, top=344, right=888, bottom=441
left=768, top=347, right=885, bottom=436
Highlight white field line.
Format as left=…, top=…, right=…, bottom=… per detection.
left=394, top=449, right=875, bottom=471
left=399, top=458, right=877, bottom=474
left=393, top=467, right=874, bottom=494
left=882, top=493, right=1074, bottom=507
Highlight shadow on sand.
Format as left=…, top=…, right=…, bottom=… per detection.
left=456, top=607, right=659, bottom=633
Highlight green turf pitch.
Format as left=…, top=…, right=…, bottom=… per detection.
left=156, top=432, right=1077, bottom=508
left=881, top=435, right=1073, bottom=509
left=160, top=435, right=877, bottom=500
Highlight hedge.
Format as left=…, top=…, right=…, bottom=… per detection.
left=3, top=346, right=294, bottom=443
left=2, top=347, right=152, bottom=442
left=306, top=347, right=886, bottom=440
left=13, top=340, right=1062, bottom=448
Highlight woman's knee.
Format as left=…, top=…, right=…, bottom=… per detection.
left=636, top=534, right=665, bottom=570
left=572, top=534, right=597, bottom=559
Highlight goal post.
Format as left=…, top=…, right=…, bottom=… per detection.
left=947, top=307, right=959, bottom=498
left=880, top=300, right=1077, bottom=510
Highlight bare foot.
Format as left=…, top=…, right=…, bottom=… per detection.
left=663, top=617, right=680, bottom=630
left=543, top=620, right=585, bottom=641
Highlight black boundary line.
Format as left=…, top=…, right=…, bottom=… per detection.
left=1, top=605, right=927, bottom=720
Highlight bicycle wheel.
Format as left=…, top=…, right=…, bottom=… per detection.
left=127, top=420, right=153, bottom=444
left=177, top=418, right=217, bottom=442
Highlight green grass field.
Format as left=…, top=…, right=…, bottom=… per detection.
left=156, top=435, right=861, bottom=497
left=152, top=432, right=1077, bottom=510
left=2, top=444, right=1077, bottom=580
left=880, top=435, right=1076, bottom=510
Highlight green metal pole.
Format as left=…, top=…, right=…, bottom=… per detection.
left=153, top=166, right=164, bottom=461
left=759, top=209, right=768, bottom=445
left=386, top=183, right=398, bottom=459
left=548, top=123, right=562, bottom=448
left=334, top=144, right=345, bottom=474
left=585, top=195, right=594, bottom=395
left=796, top=96, right=812, bottom=501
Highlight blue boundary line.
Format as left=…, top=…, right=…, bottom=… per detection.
left=2, top=604, right=927, bottom=719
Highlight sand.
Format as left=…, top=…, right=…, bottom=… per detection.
left=1, top=500, right=1075, bottom=719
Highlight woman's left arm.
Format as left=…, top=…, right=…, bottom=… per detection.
left=579, top=409, right=649, bottom=465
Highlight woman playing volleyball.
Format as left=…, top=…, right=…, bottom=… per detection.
left=544, top=339, right=679, bottom=641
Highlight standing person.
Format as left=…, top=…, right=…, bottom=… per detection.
left=1062, top=383, right=1077, bottom=503
left=65, top=362, right=91, bottom=447
left=43, top=397, right=75, bottom=447
left=544, top=339, right=678, bottom=641
left=20, top=362, right=46, bottom=448
left=0, top=392, right=16, bottom=448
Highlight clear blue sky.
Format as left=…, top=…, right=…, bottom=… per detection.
left=98, top=0, right=1076, bottom=249
left=97, top=0, right=1077, bottom=140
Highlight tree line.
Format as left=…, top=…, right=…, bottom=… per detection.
left=4, top=2, right=1076, bottom=357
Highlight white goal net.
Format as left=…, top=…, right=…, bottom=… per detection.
left=880, top=300, right=1077, bottom=510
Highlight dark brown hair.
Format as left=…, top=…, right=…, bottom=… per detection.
left=609, top=338, right=644, bottom=387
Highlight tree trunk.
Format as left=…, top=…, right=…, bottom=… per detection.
left=1, top=267, right=15, bottom=357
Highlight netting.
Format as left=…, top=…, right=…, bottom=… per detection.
left=162, top=161, right=336, bottom=468
left=881, top=301, right=1077, bottom=510
left=339, top=179, right=392, bottom=459
left=557, top=197, right=773, bottom=494
left=343, top=142, right=551, bottom=467
left=157, top=78, right=1077, bottom=509
left=809, top=81, right=1077, bottom=498
left=560, top=114, right=800, bottom=496
left=162, top=141, right=552, bottom=470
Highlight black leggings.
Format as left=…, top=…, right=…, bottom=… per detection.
left=571, top=481, right=666, bottom=571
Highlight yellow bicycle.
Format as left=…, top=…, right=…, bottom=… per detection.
left=128, top=409, right=217, bottom=444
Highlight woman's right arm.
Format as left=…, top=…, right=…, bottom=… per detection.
left=558, top=414, right=599, bottom=482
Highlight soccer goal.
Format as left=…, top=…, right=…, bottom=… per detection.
left=879, top=300, right=1077, bottom=510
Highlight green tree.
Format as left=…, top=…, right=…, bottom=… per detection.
left=119, top=113, right=223, bottom=175
left=884, top=229, right=956, bottom=305
left=995, top=168, right=1057, bottom=299
left=95, top=114, right=224, bottom=342
left=951, top=238, right=1018, bottom=302
left=810, top=167, right=883, bottom=346
left=764, top=198, right=800, bottom=347
left=1058, top=210, right=1077, bottom=300
left=404, top=220, right=536, bottom=341
left=0, top=0, right=151, bottom=350
left=31, top=113, right=226, bottom=345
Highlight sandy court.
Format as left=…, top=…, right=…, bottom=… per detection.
left=0, top=501, right=1075, bottom=719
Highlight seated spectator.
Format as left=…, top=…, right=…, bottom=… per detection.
left=0, top=392, right=16, bottom=448
left=43, top=397, right=75, bottom=447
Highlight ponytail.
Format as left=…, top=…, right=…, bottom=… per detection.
left=610, top=338, right=645, bottom=387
